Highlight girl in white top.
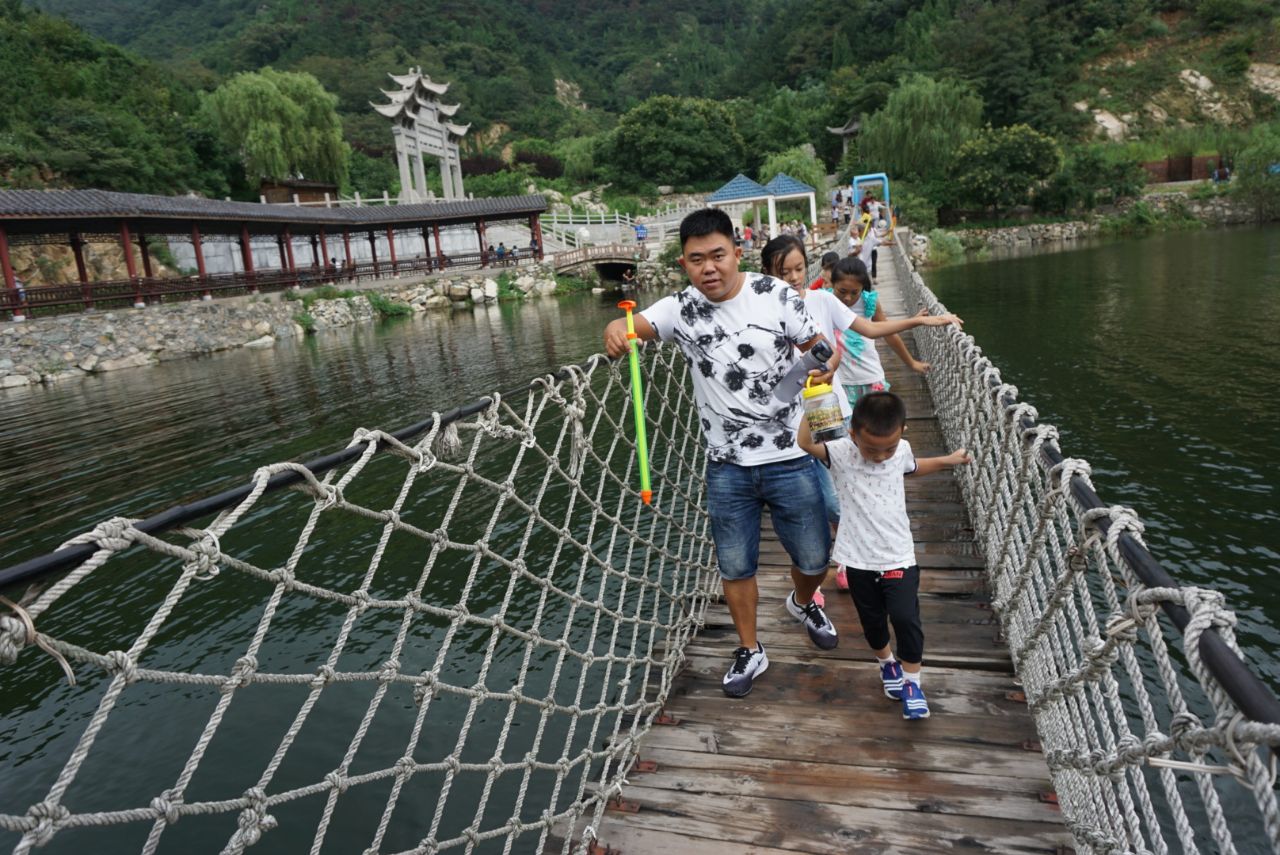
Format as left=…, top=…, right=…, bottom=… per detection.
left=761, top=235, right=963, bottom=600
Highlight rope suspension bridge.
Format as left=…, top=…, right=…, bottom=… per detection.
left=0, top=235, right=1277, bottom=854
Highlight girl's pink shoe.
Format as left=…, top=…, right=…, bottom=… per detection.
left=812, top=588, right=825, bottom=608
left=836, top=568, right=849, bottom=590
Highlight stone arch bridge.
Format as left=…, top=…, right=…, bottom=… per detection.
left=550, top=243, right=648, bottom=279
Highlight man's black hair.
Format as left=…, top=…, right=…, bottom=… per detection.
left=851, top=391, right=907, bottom=436
left=679, top=208, right=736, bottom=249
left=820, top=251, right=840, bottom=269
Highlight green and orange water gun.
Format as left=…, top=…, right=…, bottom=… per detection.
left=617, top=300, right=652, bottom=505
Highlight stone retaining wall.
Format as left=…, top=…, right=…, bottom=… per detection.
left=0, top=264, right=565, bottom=388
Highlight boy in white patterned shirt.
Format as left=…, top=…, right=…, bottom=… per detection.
left=797, top=391, right=971, bottom=719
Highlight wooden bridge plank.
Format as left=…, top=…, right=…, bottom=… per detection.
left=593, top=253, right=1066, bottom=853
left=639, top=720, right=1053, bottom=779
left=591, top=786, right=1070, bottom=854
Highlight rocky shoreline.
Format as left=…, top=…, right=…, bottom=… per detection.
left=909, top=189, right=1259, bottom=264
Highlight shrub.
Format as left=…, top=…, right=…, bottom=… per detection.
left=285, top=284, right=357, bottom=309
left=465, top=170, right=533, bottom=198
left=294, top=312, right=315, bottom=333
left=554, top=274, right=595, bottom=295
left=495, top=272, right=525, bottom=300
left=515, top=150, right=564, bottom=179
left=1098, top=200, right=1202, bottom=235
left=892, top=186, right=939, bottom=230
left=656, top=240, right=681, bottom=269
left=460, top=154, right=506, bottom=176
left=1235, top=123, right=1280, bottom=221
left=925, top=230, right=965, bottom=266
left=365, top=292, right=411, bottom=316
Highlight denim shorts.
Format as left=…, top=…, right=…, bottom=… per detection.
left=705, top=455, right=831, bottom=581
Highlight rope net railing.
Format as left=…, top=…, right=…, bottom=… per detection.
left=0, top=346, right=717, bottom=854
left=888, top=235, right=1280, bottom=855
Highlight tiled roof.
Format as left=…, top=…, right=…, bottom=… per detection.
left=763, top=173, right=816, bottom=198
left=0, top=189, right=546, bottom=228
left=706, top=174, right=770, bottom=204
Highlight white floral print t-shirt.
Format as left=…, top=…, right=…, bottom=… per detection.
left=640, top=273, right=821, bottom=465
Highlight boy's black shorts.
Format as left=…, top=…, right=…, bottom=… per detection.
left=846, top=565, right=924, bottom=663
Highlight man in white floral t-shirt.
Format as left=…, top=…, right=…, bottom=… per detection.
left=604, top=208, right=839, bottom=697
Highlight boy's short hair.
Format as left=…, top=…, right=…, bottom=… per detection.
left=851, top=392, right=907, bottom=437
left=820, top=251, right=840, bottom=269
left=679, top=208, right=736, bottom=249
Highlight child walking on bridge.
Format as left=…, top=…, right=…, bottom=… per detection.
left=798, top=391, right=971, bottom=719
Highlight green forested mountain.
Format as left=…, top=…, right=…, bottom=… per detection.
left=8, top=0, right=1280, bottom=210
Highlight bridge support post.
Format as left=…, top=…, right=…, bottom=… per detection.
left=433, top=224, right=445, bottom=269
left=69, top=232, right=88, bottom=286
left=387, top=226, right=398, bottom=275
left=191, top=224, right=210, bottom=300
left=342, top=228, right=353, bottom=280
left=119, top=220, right=144, bottom=308
left=476, top=219, right=487, bottom=267
left=282, top=228, right=297, bottom=273
left=367, top=231, right=379, bottom=277
left=530, top=215, right=544, bottom=261
left=138, top=233, right=154, bottom=280
left=318, top=229, right=330, bottom=280
left=0, top=225, right=22, bottom=322
left=239, top=223, right=258, bottom=294
left=69, top=232, right=93, bottom=311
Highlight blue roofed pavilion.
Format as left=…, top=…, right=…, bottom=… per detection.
left=705, top=173, right=819, bottom=242
left=705, top=174, right=770, bottom=205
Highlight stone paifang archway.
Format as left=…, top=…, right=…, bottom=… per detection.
left=372, top=68, right=469, bottom=203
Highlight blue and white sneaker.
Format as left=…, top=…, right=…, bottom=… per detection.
left=723, top=643, right=768, bottom=698
left=880, top=660, right=904, bottom=699
left=785, top=591, right=838, bottom=650
left=901, top=680, right=930, bottom=720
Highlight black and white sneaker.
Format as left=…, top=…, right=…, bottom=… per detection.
left=722, top=643, right=768, bottom=697
left=785, top=591, right=839, bottom=650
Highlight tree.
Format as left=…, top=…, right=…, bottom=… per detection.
left=831, top=30, right=853, bottom=71
left=758, top=147, right=826, bottom=197
left=1234, top=123, right=1280, bottom=221
left=606, top=95, right=746, bottom=188
left=952, top=124, right=1062, bottom=214
left=202, top=68, right=350, bottom=186
left=856, top=75, right=984, bottom=186
left=1034, top=144, right=1147, bottom=213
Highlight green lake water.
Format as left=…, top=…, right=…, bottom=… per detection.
left=927, top=225, right=1280, bottom=691
left=2, top=224, right=1278, bottom=851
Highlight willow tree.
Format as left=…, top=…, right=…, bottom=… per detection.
left=202, top=68, right=350, bottom=186
left=856, top=75, right=983, bottom=185
left=758, top=147, right=826, bottom=195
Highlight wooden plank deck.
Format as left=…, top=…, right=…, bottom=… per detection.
left=590, top=256, right=1074, bottom=854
